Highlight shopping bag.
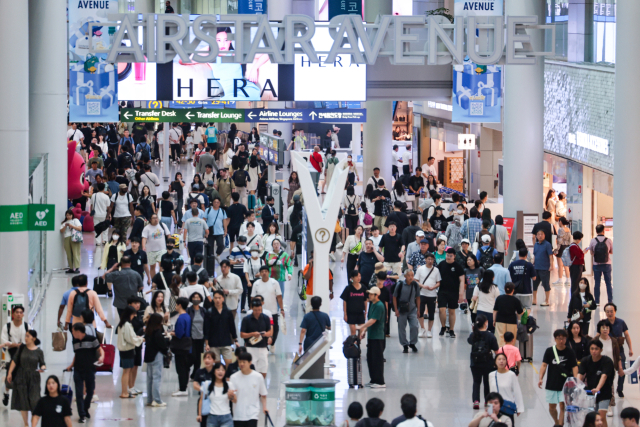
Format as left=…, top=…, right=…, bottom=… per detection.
left=52, top=328, right=68, bottom=352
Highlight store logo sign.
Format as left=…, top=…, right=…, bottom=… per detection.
left=567, top=132, right=609, bottom=155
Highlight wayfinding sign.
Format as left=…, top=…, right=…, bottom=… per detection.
left=121, top=108, right=245, bottom=123
left=245, top=108, right=367, bottom=123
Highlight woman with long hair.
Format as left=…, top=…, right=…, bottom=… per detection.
left=391, top=179, right=406, bottom=205
left=223, top=142, right=234, bottom=170
left=249, top=127, right=260, bottom=144
left=567, top=277, right=595, bottom=336
left=346, top=154, right=359, bottom=186
left=567, top=320, right=591, bottom=361
left=556, top=191, right=567, bottom=222
left=32, top=375, right=72, bottom=427
left=545, top=188, right=557, bottom=223
left=138, top=185, right=156, bottom=220
left=198, top=362, right=233, bottom=427
left=100, top=231, right=127, bottom=273
left=554, top=216, right=572, bottom=285
left=246, top=147, right=261, bottom=197
left=472, top=270, right=499, bottom=333
left=171, top=172, right=185, bottom=227
left=264, top=238, right=293, bottom=297
left=116, top=306, right=145, bottom=398
left=144, top=290, right=171, bottom=326
left=262, top=222, right=283, bottom=254
left=60, top=209, right=82, bottom=273
left=194, top=351, right=217, bottom=427
left=364, top=183, right=376, bottom=215
left=191, top=173, right=203, bottom=192
left=6, top=330, right=46, bottom=426
left=286, top=171, right=301, bottom=205
left=465, top=254, right=483, bottom=324
left=467, top=314, right=498, bottom=410
left=488, top=353, right=524, bottom=423
left=341, top=225, right=365, bottom=275
left=169, top=275, right=183, bottom=323
left=342, top=185, right=361, bottom=236
left=144, top=313, right=169, bottom=407
left=582, top=411, right=604, bottom=427
left=425, top=175, right=438, bottom=191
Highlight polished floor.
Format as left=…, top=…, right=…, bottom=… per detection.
left=4, top=161, right=637, bottom=427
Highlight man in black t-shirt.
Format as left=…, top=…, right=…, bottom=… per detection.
left=538, top=329, right=578, bottom=427
left=578, top=339, right=615, bottom=421
left=378, top=222, right=405, bottom=277
left=385, top=202, right=409, bottom=235
left=437, top=248, right=465, bottom=338
left=372, top=180, right=391, bottom=232
left=67, top=323, right=104, bottom=423
left=226, top=192, right=249, bottom=249
left=531, top=211, right=556, bottom=245
left=123, top=238, right=150, bottom=283
left=357, top=239, right=384, bottom=287
left=493, top=282, right=524, bottom=347
left=408, top=167, right=424, bottom=194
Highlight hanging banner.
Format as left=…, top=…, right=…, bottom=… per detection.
left=328, top=0, right=363, bottom=19
left=502, top=217, right=515, bottom=254
left=68, top=0, right=119, bottom=123
left=238, top=0, right=267, bottom=14
left=454, top=0, right=503, bottom=16
left=452, top=60, right=502, bottom=123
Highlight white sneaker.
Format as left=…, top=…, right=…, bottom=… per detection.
left=151, top=401, right=167, bottom=407
left=133, top=388, right=143, bottom=395
left=607, top=407, right=613, bottom=417
left=171, top=391, right=188, bottom=397
left=419, top=329, right=427, bottom=338
left=336, top=242, right=344, bottom=249
left=552, top=279, right=564, bottom=285
left=426, top=330, right=433, bottom=338
left=370, top=383, right=386, bottom=388
left=91, top=394, right=99, bottom=402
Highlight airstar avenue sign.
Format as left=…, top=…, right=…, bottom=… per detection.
left=92, top=14, right=554, bottom=66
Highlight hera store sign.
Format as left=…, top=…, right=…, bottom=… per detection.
left=96, top=14, right=554, bottom=66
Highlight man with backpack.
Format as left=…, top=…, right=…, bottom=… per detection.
left=476, top=235, right=498, bottom=270
left=393, top=269, right=421, bottom=353
left=0, top=305, right=28, bottom=406
left=232, top=167, right=250, bottom=206
left=533, top=229, right=554, bottom=306
left=135, top=139, right=152, bottom=164
left=216, top=169, right=236, bottom=208
left=108, top=184, right=134, bottom=238
left=65, top=274, right=112, bottom=328
left=118, top=129, right=134, bottom=155
left=196, top=148, right=216, bottom=175
left=181, top=254, right=211, bottom=286
left=183, top=206, right=209, bottom=263
left=586, top=224, right=614, bottom=305
left=366, top=167, right=387, bottom=190
left=205, top=197, right=229, bottom=264
left=169, top=122, right=183, bottom=163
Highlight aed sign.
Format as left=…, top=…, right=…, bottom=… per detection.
left=0, top=205, right=55, bottom=232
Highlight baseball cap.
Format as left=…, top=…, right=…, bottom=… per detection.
left=416, top=231, right=425, bottom=237
left=207, top=180, right=214, bottom=186
left=439, top=235, right=448, bottom=242
left=461, top=238, right=471, bottom=245
left=420, top=239, right=429, bottom=244
left=481, top=234, right=491, bottom=243
left=367, top=287, right=381, bottom=295
left=119, top=184, right=127, bottom=190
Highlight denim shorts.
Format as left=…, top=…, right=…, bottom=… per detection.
left=207, top=413, right=233, bottom=427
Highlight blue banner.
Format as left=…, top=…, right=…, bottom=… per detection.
left=238, top=0, right=267, bottom=14
left=68, top=0, right=119, bottom=123
left=329, top=0, right=362, bottom=19
left=245, top=108, right=367, bottom=123
left=452, top=61, right=502, bottom=123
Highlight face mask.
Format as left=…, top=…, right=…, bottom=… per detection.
left=251, top=254, right=259, bottom=259
left=192, top=300, right=201, bottom=306
left=112, top=235, right=119, bottom=241
left=167, top=246, right=174, bottom=251
left=579, top=284, right=587, bottom=291
left=457, top=210, right=463, bottom=214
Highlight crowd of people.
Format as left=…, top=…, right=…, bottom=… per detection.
left=1, top=120, right=636, bottom=426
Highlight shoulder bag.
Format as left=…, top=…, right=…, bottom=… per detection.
left=494, top=373, right=517, bottom=415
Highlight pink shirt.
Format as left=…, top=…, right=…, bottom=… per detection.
left=496, top=344, right=522, bottom=369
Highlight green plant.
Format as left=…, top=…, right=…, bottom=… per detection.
left=425, top=7, right=454, bottom=23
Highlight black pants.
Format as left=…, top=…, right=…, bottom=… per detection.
left=170, top=143, right=181, bottom=160
left=366, top=339, right=385, bottom=385
left=272, top=314, right=280, bottom=346
left=174, top=351, right=190, bottom=391
left=345, top=215, right=358, bottom=235
left=569, top=264, right=584, bottom=295
left=392, top=165, right=399, bottom=179
left=403, top=165, right=410, bottom=175
left=74, top=370, right=96, bottom=417
left=189, top=338, right=205, bottom=379
left=234, top=268, right=249, bottom=310
left=348, top=172, right=356, bottom=186
left=385, top=305, right=391, bottom=336
left=188, top=241, right=205, bottom=262
left=471, top=366, right=492, bottom=403
left=234, top=420, right=258, bottom=427
left=207, top=231, right=225, bottom=256
left=618, top=350, right=626, bottom=393
left=347, top=253, right=359, bottom=277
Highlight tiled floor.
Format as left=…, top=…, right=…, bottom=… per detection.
left=3, top=162, right=637, bottom=427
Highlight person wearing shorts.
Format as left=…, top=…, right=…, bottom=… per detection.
left=436, top=248, right=465, bottom=338
left=340, top=271, right=368, bottom=336
left=533, top=230, right=553, bottom=306
left=414, top=252, right=440, bottom=338
left=147, top=250, right=167, bottom=269
left=578, top=339, right=615, bottom=423
left=240, top=298, right=272, bottom=378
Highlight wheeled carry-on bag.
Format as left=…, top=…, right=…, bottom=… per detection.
left=203, top=244, right=216, bottom=277
left=347, top=357, right=363, bottom=388
left=519, top=333, right=534, bottom=362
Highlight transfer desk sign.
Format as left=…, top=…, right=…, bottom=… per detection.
left=121, top=108, right=245, bottom=122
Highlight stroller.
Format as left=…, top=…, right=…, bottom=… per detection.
left=563, top=377, right=599, bottom=427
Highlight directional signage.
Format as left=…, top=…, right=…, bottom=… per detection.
left=121, top=108, right=245, bottom=123
left=245, top=108, right=367, bottom=123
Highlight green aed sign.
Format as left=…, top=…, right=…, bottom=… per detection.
left=0, top=204, right=55, bottom=232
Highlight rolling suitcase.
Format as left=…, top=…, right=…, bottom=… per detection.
left=519, top=333, right=534, bottom=362
left=93, top=272, right=108, bottom=295
left=347, top=357, right=363, bottom=388
left=96, top=329, right=116, bottom=372
left=204, top=245, right=216, bottom=277
left=60, top=371, right=73, bottom=404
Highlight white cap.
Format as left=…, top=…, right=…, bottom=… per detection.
left=481, top=234, right=491, bottom=243
left=461, top=238, right=471, bottom=245
left=439, top=235, right=448, bottom=242
left=416, top=231, right=425, bottom=237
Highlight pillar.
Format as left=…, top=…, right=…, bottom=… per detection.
left=268, top=0, right=292, bottom=21
left=503, top=0, right=545, bottom=227
left=363, top=101, right=393, bottom=188
left=29, top=0, right=68, bottom=270
left=613, top=0, right=640, bottom=351
left=0, top=0, right=30, bottom=300
left=568, top=0, right=594, bottom=63
left=364, top=0, right=392, bottom=22
left=135, top=0, right=155, bottom=13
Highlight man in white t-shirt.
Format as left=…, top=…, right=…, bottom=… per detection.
left=250, top=267, right=284, bottom=352
left=402, top=144, right=412, bottom=175
left=67, top=123, right=84, bottom=146
left=228, top=352, right=268, bottom=425
left=421, top=157, right=438, bottom=180
left=91, top=183, right=112, bottom=245
left=142, top=214, right=170, bottom=277
left=140, top=164, right=161, bottom=199
left=392, top=144, right=401, bottom=179
left=414, top=253, right=441, bottom=338
left=366, top=168, right=387, bottom=190
left=108, top=184, right=134, bottom=237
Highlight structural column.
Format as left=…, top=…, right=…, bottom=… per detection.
left=502, top=0, right=545, bottom=242
left=363, top=101, right=393, bottom=188
left=268, top=0, right=293, bottom=21
left=29, top=0, right=68, bottom=270
left=0, top=0, right=30, bottom=300
left=364, top=0, right=392, bottom=22
left=613, top=0, right=640, bottom=352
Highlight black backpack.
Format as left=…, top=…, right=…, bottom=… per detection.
left=342, top=335, right=361, bottom=359
left=479, top=246, right=494, bottom=270
left=346, top=196, right=357, bottom=215
left=593, top=237, right=610, bottom=263
left=72, top=289, right=91, bottom=317
left=234, top=171, right=247, bottom=187
left=471, top=338, right=493, bottom=364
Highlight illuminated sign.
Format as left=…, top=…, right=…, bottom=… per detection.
left=568, top=132, right=609, bottom=155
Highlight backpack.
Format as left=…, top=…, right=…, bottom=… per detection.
left=72, top=289, right=91, bottom=317
left=136, top=143, right=150, bottom=162
left=6, top=321, right=29, bottom=341
left=471, top=337, right=493, bottom=364
left=561, top=244, right=576, bottom=267
left=346, top=196, right=357, bottom=216
left=363, top=212, right=373, bottom=226
left=479, top=246, right=494, bottom=270
left=342, top=335, right=361, bottom=359
left=593, top=237, right=609, bottom=263
left=526, top=315, right=540, bottom=334
left=234, top=170, right=246, bottom=187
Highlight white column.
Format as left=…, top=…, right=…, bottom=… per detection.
left=613, top=0, right=640, bottom=349
left=268, top=0, right=292, bottom=21
left=363, top=101, right=393, bottom=188
left=0, top=0, right=30, bottom=300
left=29, top=0, right=68, bottom=270
left=163, top=123, right=170, bottom=182
left=364, top=0, right=392, bottom=22
left=503, top=0, right=545, bottom=220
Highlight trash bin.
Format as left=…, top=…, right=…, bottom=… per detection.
left=309, top=381, right=338, bottom=426
left=285, top=383, right=311, bottom=426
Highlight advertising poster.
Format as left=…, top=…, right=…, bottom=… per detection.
left=328, top=0, right=363, bottom=19
left=452, top=60, right=501, bottom=123
left=68, top=0, right=119, bottom=123
left=454, top=0, right=503, bottom=16
left=502, top=217, right=515, bottom=253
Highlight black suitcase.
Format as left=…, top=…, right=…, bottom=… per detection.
left=94, top=275, right=108, bottom=295
left=347, top=357, right=363, bottom=387
left=204, top=245, right=216, bottom=276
